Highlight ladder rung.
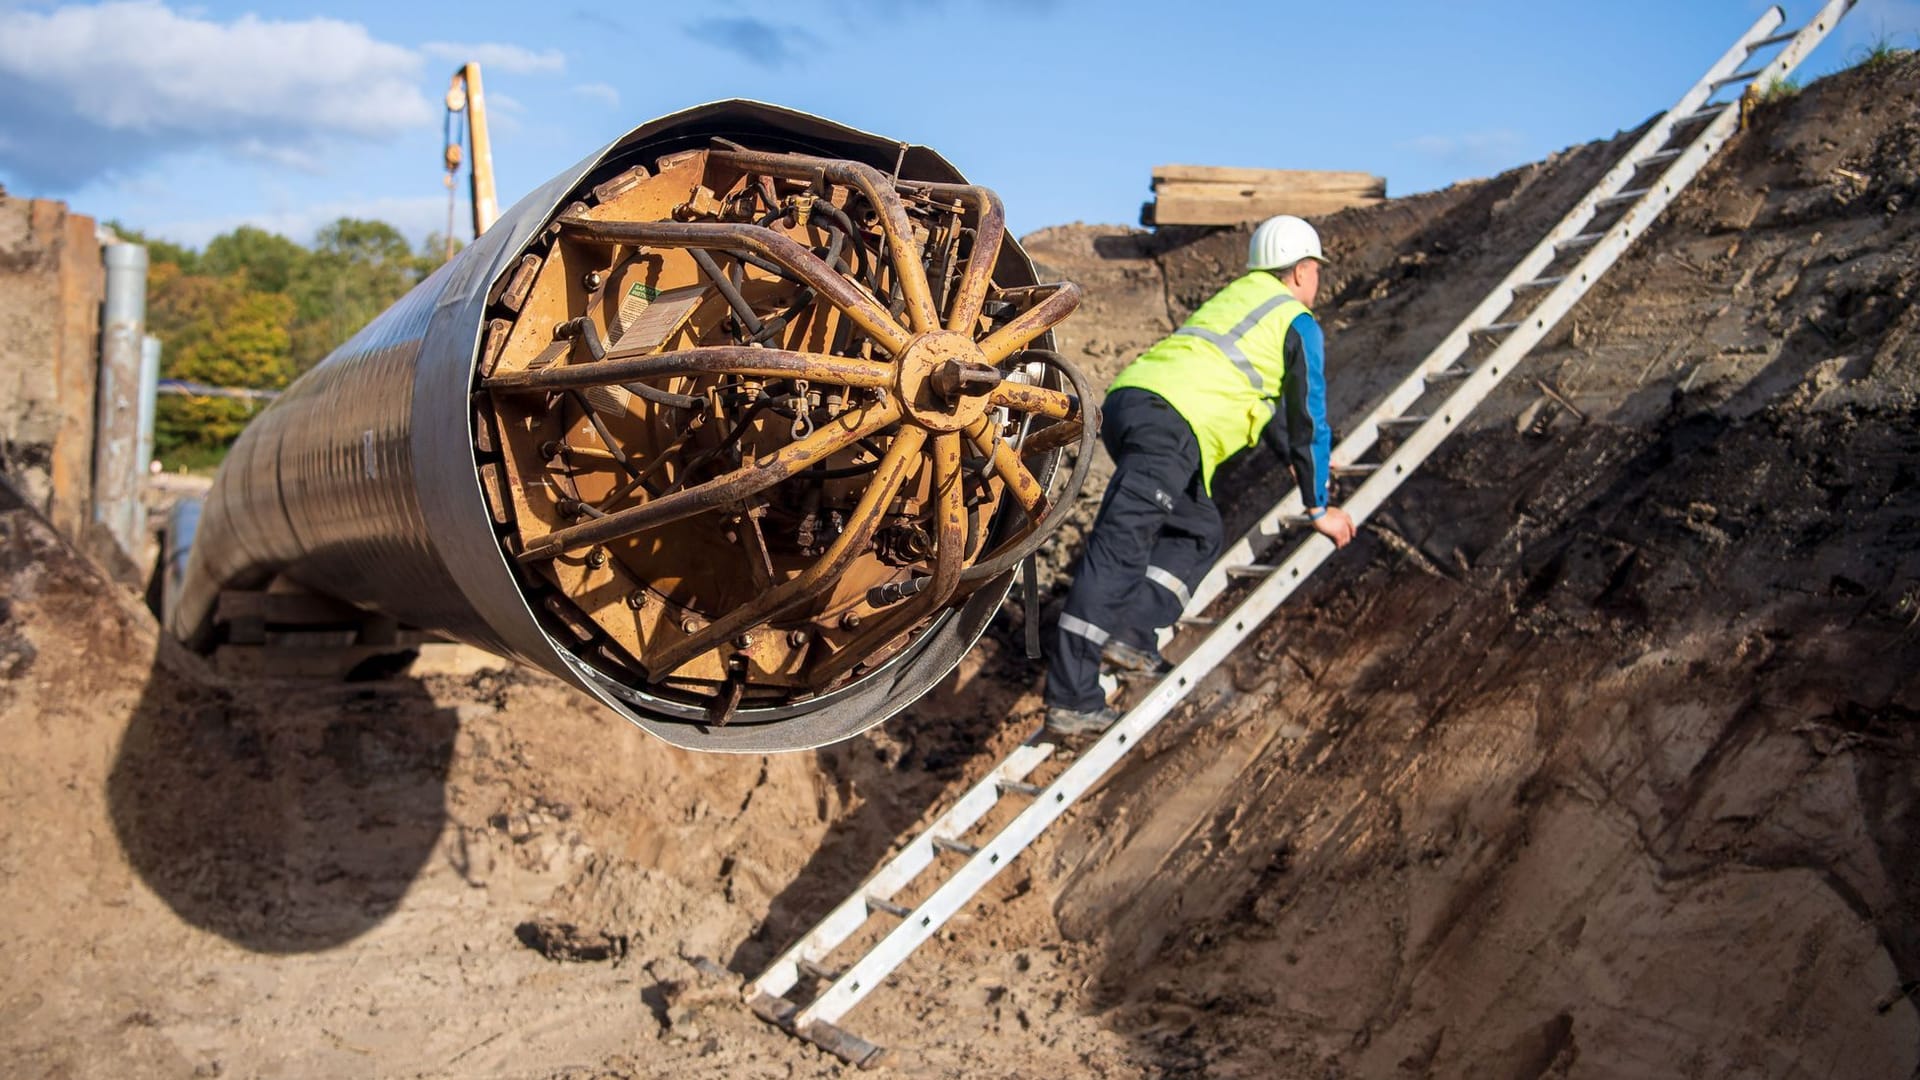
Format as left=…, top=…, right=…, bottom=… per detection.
left=1746, top=28, right=1800, bottom=51
left=798, top=958, right=844, bottom=982
left=1332, top=463, right=1381, bottom=478
left=1278, top=513, right=1313, bottom=528
left=866, top=895, right=912, bottom=918
left=745, top=8, right=1848, bottom=1052
left=1471, top=322, right=1520, bottom=336
left=998, top=779, right=1044, bottom=798
left=1709, top=68, right=1765, bottom=90
left=1596, top=187, right=1652, bottom=209
left=1423, top=367, right=1470, bottom=382
left=1678, top=103, right=1733, bottom=125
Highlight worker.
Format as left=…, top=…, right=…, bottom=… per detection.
left=1044, top=215, right=1357, bottom=736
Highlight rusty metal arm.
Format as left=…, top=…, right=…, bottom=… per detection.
left=808, top=431, right=967, bottom=688
left=646, top=426, right=931, bottom=679
left=965, top=415, right=1046, bottom=520
left=516, top=399, right=902, bottom=561
left=955, top=349, right=1098, bottom=585
left=978, top=282, right=1083, bottom=364
left=555, top=216, right=913, bottom=355
left=483, top=346, right=895, bottom=394
left=985, top=380, right=1078, bottom=421
left=916, top=183, right=1006, bottom=334
left=708, top=148, right=940, bottom=335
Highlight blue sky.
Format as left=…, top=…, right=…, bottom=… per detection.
left=1, top=0, right=1913, bottom=248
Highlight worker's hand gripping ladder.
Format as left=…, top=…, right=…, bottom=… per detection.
left=743, top=3, right=1853, bottom=1066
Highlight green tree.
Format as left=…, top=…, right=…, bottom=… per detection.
left=202, top=225, right=308, bottom=293
left=150, top=268, right=295, bottom=460
left=288, top=217, right=436, bottom=371
left=104, top=221, right=200, bottom=272
left=135, top=215, right=439, bottom=467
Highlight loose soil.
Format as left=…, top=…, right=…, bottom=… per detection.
left=3, top=54, right=1917, bottom=1079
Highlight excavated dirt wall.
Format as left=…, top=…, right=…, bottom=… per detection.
left=1, top=54, right=1916, bottom=1080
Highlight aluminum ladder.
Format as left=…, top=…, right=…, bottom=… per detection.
left=743, top=4, right=1853, bottom=1066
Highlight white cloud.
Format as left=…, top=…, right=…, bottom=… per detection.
left=421, top=41, right=566, bottom=75
left=0, top=1, right=434, bottom=191
left=571, top=82, right=621, bottom=108
left=152, top=194, right=452, bottom=249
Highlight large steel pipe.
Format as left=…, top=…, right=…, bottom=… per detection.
left=168, top=101, right=1093, bottom=753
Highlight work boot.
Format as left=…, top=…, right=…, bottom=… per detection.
left=1101, top=639, right=1172, bottom=675
left=1044, top=704, right=1121, bottom=737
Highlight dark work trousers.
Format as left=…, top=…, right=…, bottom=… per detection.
left=1045, top=387, right=1224, bottom=711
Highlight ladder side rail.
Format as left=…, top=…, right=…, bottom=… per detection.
left=774, top=0, right=1854, bottom=1045
left=795, top=512, right=1350, bottom=1030
left=1179, top=5, right=1787, bottom=620
left=1329, top=0, right=1846, bottom=534
left=747, top=743, right=1056, bottom=1000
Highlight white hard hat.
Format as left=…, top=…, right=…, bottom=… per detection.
left=1247, top=215, right=1327, bottom=272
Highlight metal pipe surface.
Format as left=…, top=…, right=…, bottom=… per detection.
left=94, top=242, right=147, bottom=559
left=169, top=101, right=1090, bottom=753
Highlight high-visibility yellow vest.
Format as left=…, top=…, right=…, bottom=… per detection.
left=1108, top=273, right=1311, bottom=492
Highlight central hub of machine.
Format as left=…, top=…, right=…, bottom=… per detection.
left=895, top=330, right=999, bottom=432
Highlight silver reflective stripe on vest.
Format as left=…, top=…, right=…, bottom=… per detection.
left=1058, top=613, right=1110, bottom=646
left=1173, top=292, right=1297, bottom=392
left=1144, top=565, right=1192, bottom=606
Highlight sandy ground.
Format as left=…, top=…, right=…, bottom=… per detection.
left=3, top=53, right=1918, bottom=1080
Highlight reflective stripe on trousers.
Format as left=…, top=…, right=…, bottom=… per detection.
left=1144, top=565, right=1192, bottom=607
left=1058, top=612, right=1111, bottom=646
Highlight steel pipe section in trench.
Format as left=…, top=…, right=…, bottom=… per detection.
left=168, top=101, right=1095, bottom=753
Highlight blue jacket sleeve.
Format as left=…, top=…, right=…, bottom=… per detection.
left=1261, top=313, right=1331, bottom=507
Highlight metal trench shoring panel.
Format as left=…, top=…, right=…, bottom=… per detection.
left=170, top=100, right=1088, bottom=753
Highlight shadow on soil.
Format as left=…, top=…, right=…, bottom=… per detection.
left=107, top=644, right=458, bottom=953
left=725, top=641, right=1036, bottom=979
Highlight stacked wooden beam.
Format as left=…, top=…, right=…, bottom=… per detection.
left=1143, top=165, right=1387, bottom=227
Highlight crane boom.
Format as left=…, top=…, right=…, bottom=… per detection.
left=443, top=62, right=500, bottom=258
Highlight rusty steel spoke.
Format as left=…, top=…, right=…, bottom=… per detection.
left=809, top=432, right=966, bottom=688
left=646, top=426, right=930, bottom=679
left=964, top=416, right=1047, bottom=521
left=556, top=216, right=913, bottom=355
left=484, top=346, right=895, bottom=394
left=978, top=282, right=1083, bottom=364
left=516, top=399, right=902, bottom=562
left=708, top=148, right=940, bottom=335
left=985, top=380, right=1079, bottom=422
left=919, top=183, right=1006, bottom=334
left=1014, top=419, right=1083, bottom=456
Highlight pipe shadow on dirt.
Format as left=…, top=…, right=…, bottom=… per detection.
left=106, top=643, right=458, bottom=954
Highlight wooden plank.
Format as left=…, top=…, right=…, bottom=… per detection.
left=1151, top=164, right=1384, bottom=193
left=1145, top=191, right=1385, bottom=227
left=1152, top=179, right=1385, bottom=203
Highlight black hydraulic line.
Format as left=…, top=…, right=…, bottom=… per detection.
left=1021, top=554, right=1041, bottom=659
left=689, top=248, right=767, bottom=339
left=750, top=220, right=844, bottom=345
